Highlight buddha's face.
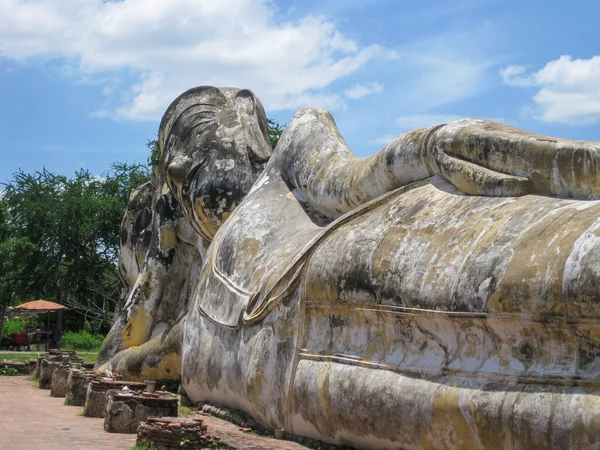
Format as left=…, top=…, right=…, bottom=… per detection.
left=159, top=86, right=272, bottom=241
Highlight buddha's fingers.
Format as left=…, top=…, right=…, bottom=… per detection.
left=430, top=118, right=600, bottom=199
left=435, top=150, right=531, bottom=197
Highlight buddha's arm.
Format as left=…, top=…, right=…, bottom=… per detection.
left=276, top=108, right=436, bottom=219
left=277, top=110, right=600, bottom=211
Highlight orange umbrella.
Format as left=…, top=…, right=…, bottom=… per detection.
left=14, top=299, right=66, bottom=313
left=14, top=300, right=66, bottom=351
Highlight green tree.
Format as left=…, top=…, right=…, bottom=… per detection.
left=1, top=163, right=151, bottom=331
left=0, top=199, right=35, bottom=338
left=146, top=139, right=160, bottom=167
left=268, top=118, right=284, bottom=149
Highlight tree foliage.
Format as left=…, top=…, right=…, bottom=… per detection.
left=268, top=118, right=284, bottom=149
left=147, top=138, right=161, bottom=167
left=0, top=163, right=151, bottom=331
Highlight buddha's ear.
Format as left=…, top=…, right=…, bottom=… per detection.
left=235, top=89, right=255, bottom=114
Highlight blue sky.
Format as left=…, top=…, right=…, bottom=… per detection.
left=1, top=0, right=599, bottom=184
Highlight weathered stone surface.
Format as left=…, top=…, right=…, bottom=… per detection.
left=37, top=351, right=79, bottom=388
left=99, top=86, right=600, bottom=449
left=65, top=369, right=105, bottom=406
left=98, top=87, right=271, bottom=381
left=39, top=357, right=62, bottom=389
left=84, top=384, right=109, bottom=418
left=104, top=392, right=178, bottom=433
left=50, top=364, right=70, bottom=397
left=84, top=379, right=149, bottom=418
left=104, top=398, right=135, bottom=433
left=136, top=417, right=214, bottom=450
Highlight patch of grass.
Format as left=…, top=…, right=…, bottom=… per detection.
left=178, top=406, right=194, bottom=417
left=27, top=373, right=38, bottom=381
left=131, top=443, right=154, bottom=450
left=61, top=330, right=104, bottom=352
left=0, top=351, right=98, bottom=362
left=77, top=352, right=98, bottom=362
left=0, top=352, right=40, bottom=362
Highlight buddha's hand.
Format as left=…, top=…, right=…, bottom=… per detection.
left=425, top=122, right=531, bottom=197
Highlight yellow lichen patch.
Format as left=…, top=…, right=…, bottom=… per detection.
left=110, top=325, right=183, bottom=382
left=234, top=237, right=262, bottom=274
left=247, top=368, right=264, bottom=402
left=429, top=385, right=480, bottom=449
left=571, top=394, right=600, bottom=447
left=124, top=352, right=182, bottom=382
left=488, top=198, right=600, bottom=316
left=316, top=364, right=332, bottom=417
left=467, top=390, right=507, bottom=450
left=419, top=421, right=438, bottom=450
left=159, top=224, right=177, bottom=251
left=120, top=306, right=152, bottom=350
left=221, top=205, right=235, bottom=222
left=193, top=197, right=219, bottom=240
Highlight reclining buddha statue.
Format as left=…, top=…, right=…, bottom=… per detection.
left=100, top=86, right=600, bottom=449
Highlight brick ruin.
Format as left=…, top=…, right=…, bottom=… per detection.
left=84, top=378, right=145, bottom=418
left=37, top=350, right=81, bottom=389
left=104, top=391, right=178, bottom=433
left=136, top=416, right=226, bottom=450
left=65, top=369, right=115, bottom=406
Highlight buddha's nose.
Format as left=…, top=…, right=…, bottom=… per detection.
left=167, top=155, right=192, bottom=189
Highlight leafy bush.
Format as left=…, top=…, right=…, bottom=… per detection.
left=61, top=330, right=104, bottom=351
left=1, top=317, right=26, bottom=338
left=0, top=366, right=20, bottom=376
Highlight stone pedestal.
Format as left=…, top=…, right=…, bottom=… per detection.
left=137, top=417, right=215, bottom=449
left=104, top=392, right=178, bottom=434
left=84, top=379, right=145, bottom=418
left=50, top=364, right=70, bottom=397
left=38, top=351, right=82, bottom=389
left=39, top=356, right=64, bottom=389
left=65, top=369, right=107, bottom=406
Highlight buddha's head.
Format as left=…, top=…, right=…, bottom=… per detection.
left=159, top=86, right=272, bottom=241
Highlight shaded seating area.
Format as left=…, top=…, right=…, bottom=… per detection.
left=1, top=300, right=66, bottom=352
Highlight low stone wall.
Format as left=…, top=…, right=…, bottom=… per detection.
left=104, top=392, right=178, bottom=434
left=39, top=356, right=65, bottom=389
left=136, top=417, right=222, bottom=449
left=65, top=369, right=108, bottom=406
left=38, top=351, right=81, bottom=389
left=0, top=360, right=36, bottom=375
left=84, top=379, right=145, bottom=418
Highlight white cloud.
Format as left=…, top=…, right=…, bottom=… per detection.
left=395, top=31, right=498, bottom=111
left=500, top=65, right=535, bottom=87
left=500, top=55, right=600, bottom=125
left=0, top=0, right=397, bottom=120
left=344, top=81, right=383, bottom=99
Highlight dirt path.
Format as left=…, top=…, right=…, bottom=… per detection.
left=0, top=375, right=318, bottom=450
left=0, top=376, right=135, bottom=450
